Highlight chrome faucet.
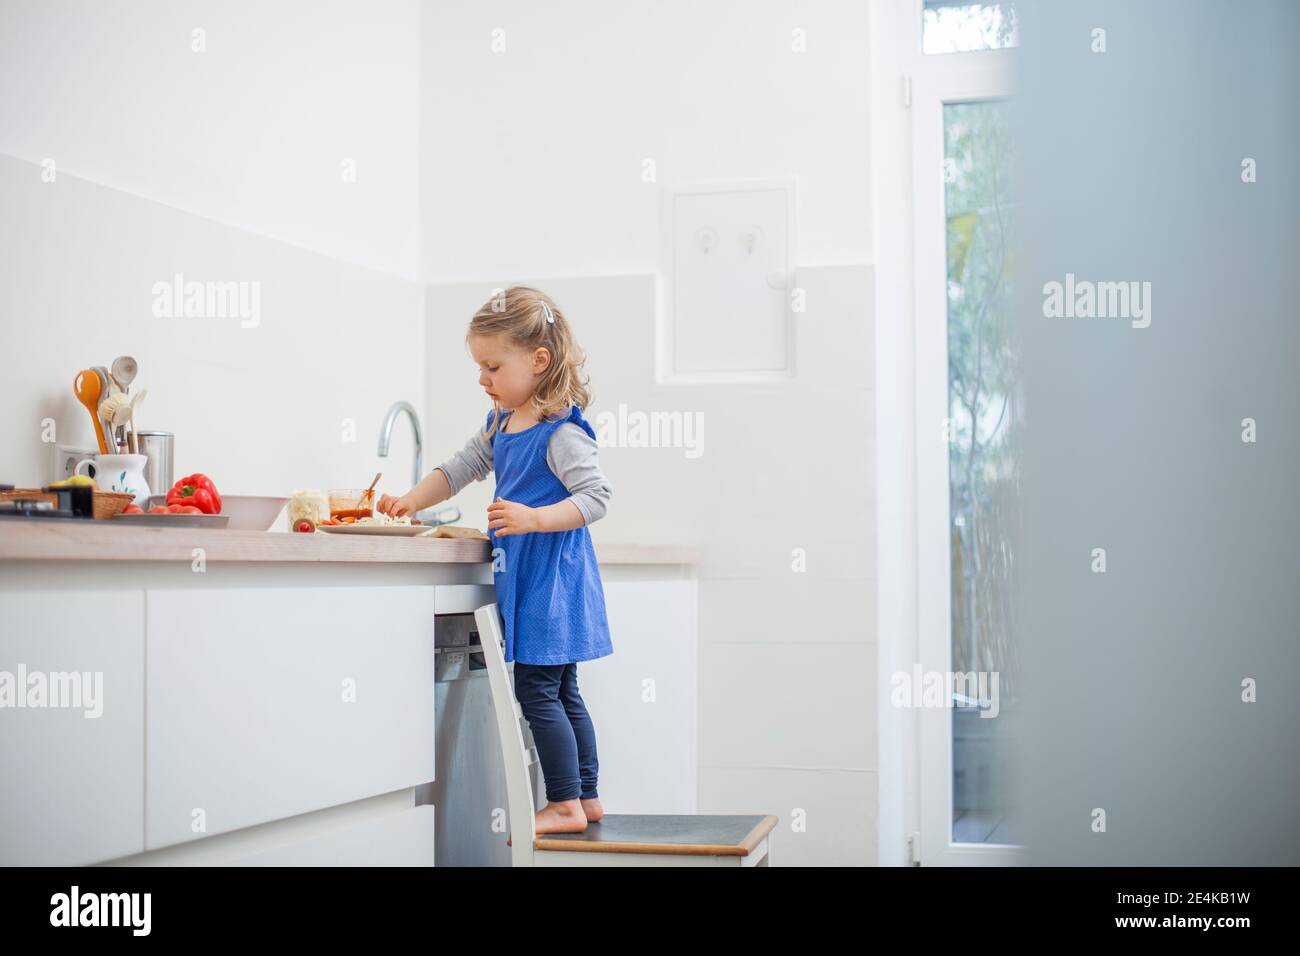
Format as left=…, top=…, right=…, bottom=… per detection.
left=378, top=401, right=423, bottom=489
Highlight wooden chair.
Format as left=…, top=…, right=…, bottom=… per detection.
left=473, top=603, right=776, bottom=867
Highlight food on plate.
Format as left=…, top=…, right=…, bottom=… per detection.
left=317, top=511, right=419, bottom=527
left=288, top=489, right=329, bottom=527
left=167, top=473, right=222, bottom=514
left=149, top=503, right=204, bottom=515
left=358, top=512, right=412, bottom=526
left=122, top=503, right=143, bottom=514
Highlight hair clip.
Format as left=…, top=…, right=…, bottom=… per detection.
left=541, top=302, right=555, bottom=324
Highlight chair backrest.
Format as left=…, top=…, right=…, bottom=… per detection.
left=473, top=603, right=537, bottom=866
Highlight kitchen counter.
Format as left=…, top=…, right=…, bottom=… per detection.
left=0, top=519, right=699, bottom=566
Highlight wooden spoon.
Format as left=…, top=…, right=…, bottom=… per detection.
left=125, top=388, right=147, bottom=454
left=111, top=355, right=138, bottom=393
left=73, top=369, right=109, bottom=454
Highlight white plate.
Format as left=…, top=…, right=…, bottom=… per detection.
left=314, top=523, right=433, bottom=537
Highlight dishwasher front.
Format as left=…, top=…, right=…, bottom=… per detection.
left=416, top=611, right=543, bottom=866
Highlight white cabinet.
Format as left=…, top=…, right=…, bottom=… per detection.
left=575, top=578, right=697, bottom=811
left=0, top=591, right=145, bottom=866
left=227, top=806, right=436, bottom=866
left=144, top=586, right=438, bottom=849
left=0, top=563, right=694, bottom=863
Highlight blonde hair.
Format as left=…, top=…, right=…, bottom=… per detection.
left=468, top=286, right=592, bottom=439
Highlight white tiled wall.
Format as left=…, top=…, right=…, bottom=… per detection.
left=0, top=153, right=426, bottom=493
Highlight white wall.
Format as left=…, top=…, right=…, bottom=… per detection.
left=0, top=153, right=425, bottom=496
left=419, top=0, right=871, bottom=280
left=0, top=0, right=421, bottom=280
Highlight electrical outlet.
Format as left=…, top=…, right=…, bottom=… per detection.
left=53, top=444, right=98, bottom=483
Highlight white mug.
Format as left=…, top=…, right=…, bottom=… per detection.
left=74, top=453, right=152, bottom=507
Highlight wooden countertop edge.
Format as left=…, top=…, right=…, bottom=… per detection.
left=533, top=814, right=779, bottom=856
left=0, top=520, right=699, bottom=566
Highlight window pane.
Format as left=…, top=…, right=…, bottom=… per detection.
left=943, top=99, right=1021, bottom=845
left=924, top=2, right=1019, bottom=55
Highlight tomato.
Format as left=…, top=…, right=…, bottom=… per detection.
left=145, top=504, right=202, bottom=515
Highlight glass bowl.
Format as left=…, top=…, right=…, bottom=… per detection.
left=329, top=488, right=374, bottom=520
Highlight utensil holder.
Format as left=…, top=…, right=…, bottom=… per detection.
left=74, top=453, right=152, bottom=508
left=136, top=431, right=174, bottom=499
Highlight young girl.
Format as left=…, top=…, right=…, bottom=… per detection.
left=376, top=285, right=613, bottom=837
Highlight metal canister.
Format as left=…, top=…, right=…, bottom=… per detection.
left=135, top=431, right=174, bottom=499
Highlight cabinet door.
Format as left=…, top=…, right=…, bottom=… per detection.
left=575, top=580, right=697, bottom=811
left=228, top=806, right=436, bottom=866
left=145, top=586, right=437, bottom=849
left=0, top=590, right=145, bottom=865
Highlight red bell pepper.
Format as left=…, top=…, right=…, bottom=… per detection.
left=167, top=473, right=222, bottom=514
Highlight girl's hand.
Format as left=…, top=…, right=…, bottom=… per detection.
left=376, top=493, right=415, bottom=518
left=486, top=496, right=539, bottom=536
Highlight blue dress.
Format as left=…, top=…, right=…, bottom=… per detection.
left=486, top=404, right=614, bottom=665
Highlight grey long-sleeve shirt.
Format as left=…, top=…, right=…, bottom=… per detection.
left=433, top=418, right=612, bottom=524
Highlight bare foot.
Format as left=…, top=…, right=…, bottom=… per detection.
left=535, top=799, right=589, bottom=835
left=581, top=796, right=604, bottom=822
left=508, top=799, right=589, bottom=845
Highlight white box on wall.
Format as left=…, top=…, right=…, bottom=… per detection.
left=660, top=178, right=798, bottom=384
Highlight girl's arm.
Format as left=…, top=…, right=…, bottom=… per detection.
left=399, top=467, right=454, bottom=513
left=528, top=498, right=588, bottom=533
left=544, top=423, right=612, bottom=525
left=377, top=468, right=452, bottom=517
left=378, top=428, right=493, bottom=516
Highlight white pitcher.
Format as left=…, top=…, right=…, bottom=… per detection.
left=75, top=453, right=152, bottom=507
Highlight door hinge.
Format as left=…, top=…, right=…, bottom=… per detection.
left=901, top=74, right=912, bottom=109
left=908, top=831, right=921, bottom=865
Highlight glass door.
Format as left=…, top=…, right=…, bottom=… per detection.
left=911, top=37, right=1022, bottom=865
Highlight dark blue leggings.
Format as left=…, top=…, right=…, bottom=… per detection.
left=511, top=662, right=599, bottom=803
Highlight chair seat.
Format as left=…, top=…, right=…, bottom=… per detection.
left=535, top=813, right=777, bottom=857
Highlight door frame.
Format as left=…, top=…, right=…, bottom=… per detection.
left=910, top=44, right=1024, bottom=866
